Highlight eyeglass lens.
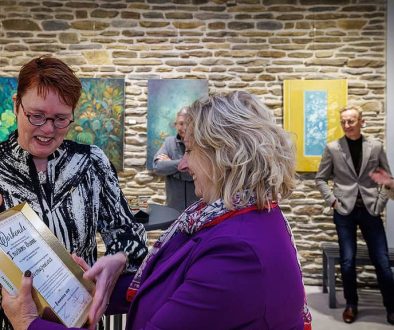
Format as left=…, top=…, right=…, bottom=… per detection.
left=20, top=102, right=73, bottom=128
left=340, top=119, right=357, bottom=126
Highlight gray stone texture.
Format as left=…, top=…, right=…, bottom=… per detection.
left=0, top=0, right=388, bottom=286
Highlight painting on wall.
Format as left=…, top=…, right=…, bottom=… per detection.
left=0, top=77, right=125, bottom=171
left=146, top=79, right=208, bottom=170
left=67, top=78, right=125, bottom=171
left=0, top=77, right=18, bottom=141
left=284, top=79, right=347, bottom=172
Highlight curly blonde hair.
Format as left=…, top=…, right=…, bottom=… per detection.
left=185, top=91, right=296, bottom=210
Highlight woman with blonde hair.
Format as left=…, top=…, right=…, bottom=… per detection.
left=3, top=91, right=311, bottom=330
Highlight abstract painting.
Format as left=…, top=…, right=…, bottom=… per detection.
left=0, top=77, right=125, bottom=171
left=284, top=79, right=347, bottom=172
left=67, top=78, right=125, bottom=171
left=146, top=79, right=208, bottom=170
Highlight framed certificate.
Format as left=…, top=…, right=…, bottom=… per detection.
left=0, top=203, right=95, bottom=328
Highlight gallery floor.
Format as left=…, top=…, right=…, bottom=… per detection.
left=306, top=285, right=393, bottom=329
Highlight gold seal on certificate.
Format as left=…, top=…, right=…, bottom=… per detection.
left=0, top=203, right=95, bottom=328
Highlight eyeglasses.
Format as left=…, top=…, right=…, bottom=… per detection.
left=20, top=101, right=74, bottom=129
left=340, top=119, right=359, bottom=127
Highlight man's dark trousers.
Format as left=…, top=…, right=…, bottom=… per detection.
left=334, top=206, right=394, bottom=312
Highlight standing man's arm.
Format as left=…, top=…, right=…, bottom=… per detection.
left=153, top=139, right=180, bottom=176
left=315, top=146, right=337, bottom=207
left=153, top=138, right=193, bottom=181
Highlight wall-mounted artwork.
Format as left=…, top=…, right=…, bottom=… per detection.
left=0, top=77, right=18, bottom=141
left=146, top=79, right=208, bottom=170
left=284, top=79, right=347, bottom=172
left=0, top=77, right=125, bottom=171
left=67, top=78, right=125, bottom=171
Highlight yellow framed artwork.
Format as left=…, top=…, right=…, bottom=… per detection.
left=284, top=79, right=347, bottom=172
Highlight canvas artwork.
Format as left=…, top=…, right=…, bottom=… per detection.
left=0, top=77, right=18, bottom=141
left=284, top=79, right=348, bottom=172
left=0, top=77, right=125, bottom=171
left=66, top=78, right=125, bottom=171
left=146, top=79, right=208, bottom=170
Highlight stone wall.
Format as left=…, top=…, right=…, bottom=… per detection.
left=0, top=0, right=388, bottom=285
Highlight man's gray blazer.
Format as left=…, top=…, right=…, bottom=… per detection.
left=315, top=135, right=391, bottom=216
left=152, top=135, right=198, bottom=212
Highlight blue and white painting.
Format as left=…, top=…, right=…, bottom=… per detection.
left=146, top=79, right=208, bottom=170
left=304, top=91, right=327, bottom=156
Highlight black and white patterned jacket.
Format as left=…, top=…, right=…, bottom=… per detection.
left=0, top=131, right=147, bottom=270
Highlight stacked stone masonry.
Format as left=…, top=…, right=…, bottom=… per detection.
left=0, top=0, right=388, bottom=285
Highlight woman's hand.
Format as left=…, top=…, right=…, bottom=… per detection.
left=81, top=253, right=127, bottom=330
left=72, top=253, right=90, bottom=272
left=0, top=193, right=5, bottom=212
left=1, top=271, right=38, bottom=330
left=369, top=168, right=394, bottom=189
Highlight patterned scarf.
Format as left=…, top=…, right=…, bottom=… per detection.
left=127, top=195, right=312, bottom=328
left=127, top=194, right=258, bottom=299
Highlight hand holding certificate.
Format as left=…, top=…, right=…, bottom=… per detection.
left=0, top=203, right=95, bottom=328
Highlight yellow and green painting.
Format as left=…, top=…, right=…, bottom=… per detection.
left=67, top=78, right=125, bottom=171
left=0, top=77, right=125, bottom=171
left=0, top=77, right=18, bottom=141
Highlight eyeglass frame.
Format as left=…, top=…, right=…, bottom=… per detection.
left=340, top=118, right=361, bottom=127
left=19, top=101, right=74, bottom=129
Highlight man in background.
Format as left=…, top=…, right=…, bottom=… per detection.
left=315, top=105, right=394, bottom=325
left=153, top=107, right=198, bottom=212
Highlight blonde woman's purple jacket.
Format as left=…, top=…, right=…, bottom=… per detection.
left=29, top=207, right=306, bottom=330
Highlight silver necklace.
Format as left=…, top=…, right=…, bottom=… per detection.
left=38, top=171, right=47, bottom=184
